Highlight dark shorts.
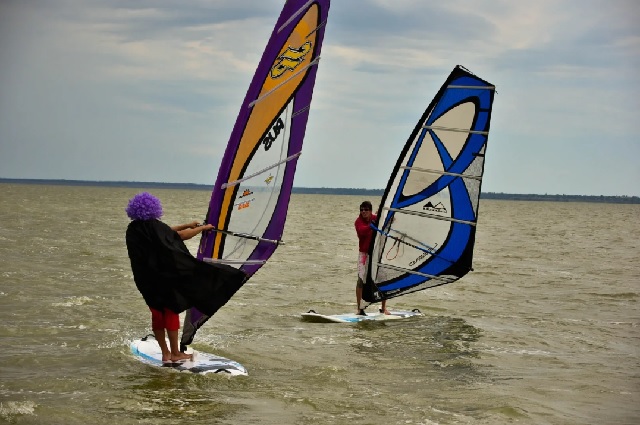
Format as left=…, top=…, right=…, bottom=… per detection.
left=149, top=307, right=180, bottom=331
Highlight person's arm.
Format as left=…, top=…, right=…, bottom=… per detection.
left=171, top=221, right=199, bottom=232
left=171, top=222, right=214, bottom=240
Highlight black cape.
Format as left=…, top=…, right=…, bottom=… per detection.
left=126, top=219, right=247, bottom=316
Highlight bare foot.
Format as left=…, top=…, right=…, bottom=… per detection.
left=170, top=352, right=193, bottom=362
left=382, top=309, right=391, bottom=315
left=161, top=352, right=172, bottom=362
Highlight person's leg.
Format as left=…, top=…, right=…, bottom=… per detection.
left=164, top=309, right=191, bottom=361
left=356, top=252, right=368, bottom=315
left=356, top=277, right=366, bottom=315
left=150, top=308, right=171, bottom=361
left=380, top=299, right=390, bottom=314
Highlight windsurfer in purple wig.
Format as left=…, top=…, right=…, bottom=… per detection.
left=125, top=192, right=247, bottom=362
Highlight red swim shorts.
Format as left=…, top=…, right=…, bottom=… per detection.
left=149, top=307, right=180, bottom=331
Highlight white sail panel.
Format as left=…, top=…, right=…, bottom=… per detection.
left=221, top=101, right=294, bottom=265
left=402, top=131, right=442, bottom=196
left=430, top=101, right=475, bottom=161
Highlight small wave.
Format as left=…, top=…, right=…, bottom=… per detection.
left=51, top=296, right=94, bottom=307
left=609, top=321, right=637, bottom=327
left=0, top=401, right=37, bottom=421
left=308, top=336, right=337, bottom=345
left=586, top=292, right=638, bottom=299
left=483, top=346, right=553, bottom=356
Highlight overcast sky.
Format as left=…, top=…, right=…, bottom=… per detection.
left=1, top=0, right=638, bottom=196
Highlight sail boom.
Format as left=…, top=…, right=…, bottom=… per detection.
left=208, top=228, right=283, bottom=245
left=399, top=165, right=482, bottom=181
left=384, top=207, right=478, bottom=226
left=422, top=125, right=489, bottom=136
left=221, top=152, right=301, bottom=189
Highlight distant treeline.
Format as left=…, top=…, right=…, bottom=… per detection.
left=482, top=192, right=640, bottom=204
left=1, top=178, right=638, bottom=204
left=292, top=187, right=384, bottom=196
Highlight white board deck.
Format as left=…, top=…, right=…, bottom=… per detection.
left=130, top=336, right=247, bottom=376
left=300, top=309, right=422, bottom=323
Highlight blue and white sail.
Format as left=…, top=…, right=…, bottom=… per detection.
left=362, top=65, right=496, bottom=303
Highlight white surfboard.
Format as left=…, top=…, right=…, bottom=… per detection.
left=130, top=335, right=247, bottom=376
left=301, top=309, right=422, bottom=323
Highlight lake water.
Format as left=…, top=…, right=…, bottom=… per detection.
left=0, top=183, right=638, bottom=424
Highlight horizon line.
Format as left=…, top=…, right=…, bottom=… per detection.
left=0, top=177, right=638, bottom=199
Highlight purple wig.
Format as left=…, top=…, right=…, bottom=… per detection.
left=125, top=192, right=163, bottom=220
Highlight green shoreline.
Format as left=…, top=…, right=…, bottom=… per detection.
left=1, top=178, right=638, bottom=204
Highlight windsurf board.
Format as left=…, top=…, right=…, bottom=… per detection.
left=130, top=335, right=247, bottom=376
left=301, top=309, right=422, bottom=323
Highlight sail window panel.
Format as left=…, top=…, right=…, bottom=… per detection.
left=374, top=262, right=403, bottom=284
left=462, top=175, right=481, bottom=218
left=430, top=101, right=476, bottom=165
left=462, top=146, right=485, bottom=217
left=401, top=131, right=442, bottom=196
left=218, top=235, right=261, bottom=265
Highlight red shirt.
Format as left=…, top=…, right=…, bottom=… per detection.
left=355, top=214, right=377, bottom=253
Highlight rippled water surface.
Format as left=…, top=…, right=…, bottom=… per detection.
left=0, top=183, right=638, bottom=424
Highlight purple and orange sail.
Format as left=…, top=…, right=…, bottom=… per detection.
left=181, top=0, right=331, bottom=350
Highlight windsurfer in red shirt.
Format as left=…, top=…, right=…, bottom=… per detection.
left=354, top=201, right=390, bottom=316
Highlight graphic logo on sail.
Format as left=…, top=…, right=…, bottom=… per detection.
left=265, top=174, right=274, bottom=185
left=239, top=189, right=253, bottom=198
left=236, top=199, right=252, bottom=210
left=409, top=243, right=438, bottom=267
left=270, top=42, right=312, bottom=78
left=262, top=117, right=285, bottom=151
left=423, top=201, right=447, bottom=213
left=235, top=188, right=255, bottom=210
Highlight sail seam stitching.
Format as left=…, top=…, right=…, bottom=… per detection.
left=423, top=125, right=488, bottom=135
left=448, top=85, right=495, bottom=90
left=277, top=0, right=315, bottom=33
left=385, top=207, right=477, bottom=226
left=399, top=166, right=482, bottom=181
